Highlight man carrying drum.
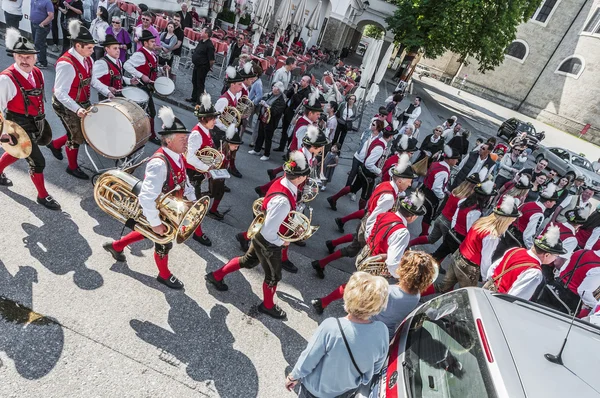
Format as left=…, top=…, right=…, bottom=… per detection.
left=92, top=32, right=138, bottom=101
left=124, top=29, right=160, bottom=145
left=0, top=29, right=60, bottom=210
left=46, top=20, right=105, bottom=181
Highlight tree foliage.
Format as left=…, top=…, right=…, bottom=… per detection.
left=385, top=0, right=542, bottom=72
left=363, top=24, right=385, bottom=39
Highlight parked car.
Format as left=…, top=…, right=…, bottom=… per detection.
left=358, top=288, right=600, bottom=398
left=497, top=118, right=545, bottom=144
left=533, top=146, right=600, bottom=191
left=414, top=64, right=431, bottom=79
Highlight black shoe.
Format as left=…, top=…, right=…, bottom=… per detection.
left=257, top=303, right=287, bottom=319
left=103, top=242, right=126, bottom=262
left=185, top=98, right=196, bottom=103
left=327, top=196, right=337, bottom=211
left=249, top=143, right=254, bottom=148
left=267, top=169, right=276, bottom=180
left=439, top=267, right=446, bottom=275
left=312, top=260, right=325, bottom=279
left=311, top=298, right=324, bottom=315
left=0, top=173, right=13, bottom=186
left=205, top=272, right=228, bottom=291
left=326, top=240, right=335, bottom=254
left=223, top=184, right=231, bottom=193
left=208, top=210, right=225, bottom=220
left=293, top=240, right=306, bottom=247
left=157, top=274, right=184, bottom=289
left=230, top=169, right=242, bottom=178
left=281, top=259, right=298, bottom=273
left=254, top=186, right=264, bottom=197
left=46, top=143, right=63, bottom=160
left=193, top=233, right=212, bottom=246
left=37, top=195, right=61, bottom=210
left=66, top=167, right=89, bottom=180
left=335, top=218, right=345, bottom=233
left=149, top=137, right=161, bottom=145
left=273, top=147, right=284, bottom=152
left=236, top=232, right=250, bottom=252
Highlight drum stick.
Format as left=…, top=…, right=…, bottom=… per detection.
left=83, top=106, right=99, bottom=115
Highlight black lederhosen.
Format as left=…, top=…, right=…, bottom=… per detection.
left=186, top=168, right=206, bottom=198
left=421, top=186, right=440, bottom=225
left=238, top=232, right=283, bottom=287
left=340, top=216, right=368, bottom=258
left=431, top=229, right=465, bottom=264
left=140, top=85, right=156, bottom=119
left=52, top=95, right=91, bottom=149
left=5, top=111, right=51, bottom=174
left=356, top=164, right=378, bottom=202
left=492, top=225, right=524, bottom=261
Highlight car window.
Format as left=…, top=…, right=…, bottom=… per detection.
left=572, top=156, right=593, bottom=171
left=516, top=122, right=536, bottom=135
left=549, top=148, right=570, bottom=161
left=404, top=290, right=497, bottom=398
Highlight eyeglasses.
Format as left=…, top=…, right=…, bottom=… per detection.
left=434, top=129, right=442, bottom=132
left=142, top=18, right=151, bottom=22
left=112, top=20, right=121, bottom=24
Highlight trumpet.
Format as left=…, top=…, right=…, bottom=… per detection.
left=247, top=206, right=319, bottom=243
left=237, top=95, right=255, bottom=119
left=219, top=105, right=242, bottom=128
left=195, top=146, right=223, bottom=170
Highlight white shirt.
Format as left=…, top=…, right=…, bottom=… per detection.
left=451, top=199, right=480, bottom=233
left=2, top=0, right=22, bottom=15
left=432, top=161, right=451, bottom=199
left=261, top=178, right=298, bottom=246
left=385, top=213, right=410, bottom=276
left=442, top=128, right=454, bottom=141
left=397, top=125, right=419, bottom=141
left=583, top=226, right=600, bottom=250
left=405, top=104, right=421, bottom=124
left=186, top=124, right=212, bottom=172
left=302, top=146, right=316, bottom=169
left=355, top=132, right=378, bottom=162
left=54, top=48, right=104, bottom=113
left=294, top=116, right=313, bottom=151
left=486, top=249, right=543, bottom=300
left=523, top=201, right=546, bottom=249
left=91, top=54, right=131, bottom=97
left=457, top=153, right=489, bottom=177
left=138, top=147, right=196, bottom=227
left=213, top=91, right=236, bottom=132
left=271, top=66, right=290, bottom=90
left=341, top=105, right=353, bottom=121
left=364, top=182, right=400, bottom=239
left=326, top=115, right=337, bottom=141
left=480, top=235, right=501, bottom=280
left=557, top=195, right=593, bottom=223
left=123, top=47, right=156, bottom=79
left=0, top=63, right=45, bottom=111
left=573, top=252, right=600, bottom=308
left=558, top=223, right=578, bottom=264
left=364, top=137, right=385, bottom=175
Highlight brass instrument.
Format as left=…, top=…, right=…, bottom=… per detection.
left=219, top=105, right=242, bottom=128
left=94, top=169, right=210, bottom=244
left=236, top=95, right=255, bottom=119
left=259, top=104, right=271, bottom=124
left=247, top=206, right=319, bottom=243
left=302, top=178, right=320, bottom=202
left=252, top=197, right=264, bottom=216
left=356, top=248, right=391, bottom=277
left=0, top=114, right=32, bottom=159
left=195, top=146, right=223, bottom=170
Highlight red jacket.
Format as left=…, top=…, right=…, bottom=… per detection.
left=558, top=249, right=600, bottom=295
left=366, top=181, right=398, bottom=215
left=423, top=161, right=449, bottom=191
left=516, top=202, right=544, bottom=233
left=288, top=116, right=312, bottom=152
left=97, top=56, right=123, bottom=90
left=491, top=248, right=541, bottom=294
left=367, top=212, right=406, bottom=256
left=135, top=48, right=158, bottom=81
left=459, top=227, right=492, bottom=266
left=262, top=177, right=297, bottom=236
left=441, top=194, right=461, bottom=221
left=149, top=148, right=189, bottom=198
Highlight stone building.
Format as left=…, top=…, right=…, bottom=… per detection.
left=419, top=0, right=600, bottom=140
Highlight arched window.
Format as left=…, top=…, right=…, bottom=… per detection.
left=555, top=55, right=585, bottom=78
left=531, top=0, right=561, bottom=25
left=505, top=40, right=529, bottom=63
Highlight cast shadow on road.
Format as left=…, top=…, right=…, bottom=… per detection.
left=0, top=261, right=64, bottom=379
left=3, top=189, right=103, bottom=290
left=109, top=262, right=260, bottom=398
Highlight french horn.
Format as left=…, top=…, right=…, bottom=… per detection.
left=94, top=169, right=210, bottom=244
left=302, top=178, right=320, bottom=202
left=236, top=95, right=255, bottom=119
left=219, top=105, right=242, bottom=128
left=247, top=206, right=319, bottom=243
left=355, top=248, right=391, bottom=278
left=195, top=146, right=223, bottom=170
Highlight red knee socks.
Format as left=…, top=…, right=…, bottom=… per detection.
left=358, top=199, right=367, bottom=210
left=30, top=173, right=49, bottom=198
left=194, top=224, right=204, bottom=237
left=210, top=199, right=220, bottom=213
left=112, top=231, right=145, bottom=252
left=149, top=118, right=156, bottom=138
left=154, top=252, right=171, bottom=279
left=409, top=235, right=430, bottom=247
left=420, top=221, right=430, bottom=236
left=52, top=134, right=68, bottom=149
left=212, top=257, right=241, bottom=281
left=282, top=246, right=289, bottom=262
left=341, top=209, right=365, bottom=224
left=331, top=234, right=353, bottom=247
left=0, top=153, right=18, bottom=173
left=421, top=284, right=436, bottom=297
left=65, top=146, right=79, bottom=170
left=331, top=185, right=351, bottom=202
left=319, top=250, right=342, bottom=268
left=259, top=179, right=275, bottom=195
left=321, top=284, right=346, bottom=308
left=241, top=231, right=249, bottom=240
left=273, top=166, right=283, bottom=175
left=262, top=282, right=276, bottom=309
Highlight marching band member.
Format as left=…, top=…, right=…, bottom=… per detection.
left=484, top=225, right=564, bottom=300
left=311, top=192, right=426, bottom=314
left=47, top=20, right=104, bottom=180
left=421, top=195, right=520, bottom=295
left=313, top=154, right=416, bottom=279
left=576, top=208, right=600, bottom=250
left=230, top=61, right=258, bottom=177
left=541, top=208, right=587, bottom=273
left=103, top=107, right=198, bottom=289
left=205, top=151, right=310, bottom=320
left=124, top=28, right=159, bottom=144
left=381, top=134, right=418, bottom=183
left=0, top=29, right=60, bottom=210
left=92, top=32, right=137, bottom=101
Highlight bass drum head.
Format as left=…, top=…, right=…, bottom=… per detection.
left=154, top=76, right=175, bottom=96
left=121, top=87, right=149, bottom=105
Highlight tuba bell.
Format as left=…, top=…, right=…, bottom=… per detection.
left=94, top=169, right=210, bottom=244
left=236, top=95, right=255, bottom=119
left=218, top=105, right=242, bottom=128
left=247, top=204, right=319, bottom=243
left=195, top=146, right=223, bottom=170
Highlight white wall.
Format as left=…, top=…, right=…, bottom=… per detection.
left=1, top=1, right=33, bottom=33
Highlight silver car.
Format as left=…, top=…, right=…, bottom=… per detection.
left=533, top=146, right=600, bottom=191
left=359, top=288, right=600, bottom=398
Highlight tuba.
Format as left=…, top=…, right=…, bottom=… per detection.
left=218, top=106, right=242, bottom=128
left=247, top=204, right=319, bottom=243
left=236, top=95, right=255, bottom=119
left=94, top=169, right=210, bottom=244
left=195, top=146, right=223, bottom=170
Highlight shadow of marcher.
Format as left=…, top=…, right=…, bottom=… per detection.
left=3, top=189, right=103, bottom=291
left=0, top=261, right=64, bottom=379
left=110, top=262, right=260, bottom=398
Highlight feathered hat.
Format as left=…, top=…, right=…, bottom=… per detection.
left=493, top=195, right=521, bottom=218
left=515, top=174, right=533, bottom=190
left=565, top=207, right=589, bottom=225
left=194, top=93, right=220, bottom=119
left=137, top=28, right=156, bottom=43
left=443, top=145, right=461, bottom=160
left=100, top=31, right=120, bottom=47
left=68, top=19, right=96, bottom=44
left=304, top=87, right=323, bottom=112
left=399, top=191, right=426, bottom=216
left=390, top=153, right=417, bottom=179
left=534, top=224, right=567, bottom=254
left=539, top=182, right=559, bottom=202
left=225, top=124, right=242, bottom=145
left=474, top=180, right=497, bottom=197
left=5, top=28, right=38, bottom=55
left=238, top=61, right=257, bottom=79
left=283, top=150, right=310, bottom=176
left=467, top=167, right=489, bottom=184
left=396, top=134, right=418, bottom=153
left=224, top=66, right=244, bottom=83
left=157, top=106, right=190, bottom=135
left=301, top=125, right=328, bottom=148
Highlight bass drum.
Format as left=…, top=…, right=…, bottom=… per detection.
left=121, top=86, right=149, bottom=109
left=81, top=98, right=151, bottom=159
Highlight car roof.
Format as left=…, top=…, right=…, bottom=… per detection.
left=477, top=290, right=600, bottom=397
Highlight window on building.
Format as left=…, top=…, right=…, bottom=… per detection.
left=555, top=56, right=585, bottom=78
left=582, top=7, right=600, bottom=35
left=531, top=0, right=559, bottom=24
left=505, top=40, right=528, bottom=62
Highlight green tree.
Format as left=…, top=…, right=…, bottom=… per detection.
left=385, top=0, right=542, bottom=72
left=363, top=24, right=385, bottom=39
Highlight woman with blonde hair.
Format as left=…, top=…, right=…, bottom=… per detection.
left=422, top=196, right=521, bottom=296
left=286, top=272, right=389, bottom=397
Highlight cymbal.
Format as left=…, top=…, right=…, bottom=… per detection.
left=0, top=119, right=32, bottom=159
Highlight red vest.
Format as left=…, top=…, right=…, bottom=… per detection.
left=150, top=148, right=189, bottom=198
left=364, top=138, right=386, bottom=165
left=381, top=154, right=398, bottom=182
left=423, top=162, right=449, bottom=191
left=516, top=202, right=543, bottom=233
left=454, top=204, right=478, bottom=236
left=367, top=212, right=406, bottom=256
left=186, top=124, right=216, bottom=171
left=492, top=248, right=541, bottom=294
left=56, top=52, right=93, bottom=103
left=441, top=194, right=462, bottom=221
left=576, top=227, right=600, bottom=250
left=97, top=56, right=123, bottom=90
left=220, top=91, right=238, bottom=107
left=558, top=249, right=600, bottom=295
left=366, top=181, right=398, bottom=215
left=459, top=227, right=492, bottom=266
left=262, top=177, right=297, bottom=235
left=288, top=116, right=312, bottom=151
left=136, top=48, right=157, bottom=81
left=543, top=222, right=575, bottom=243
left=240, top=84, right=249, bottom=97
left=1, top=65, right=45, bottom=116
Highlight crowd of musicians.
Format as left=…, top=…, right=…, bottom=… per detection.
left=2, top=22, right=600, bottom=393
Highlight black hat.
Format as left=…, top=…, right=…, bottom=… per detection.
left=443, top=145, right=461, bottom=160
left=157, top=106, right=190, bottom=135
left=565, top=207, right=589, bottom=225
left=5, top=28, right=38, bottom=55
left=68, top=19, right=96, bottom=44
left=534, top=224, right=567, bottom=254
left=399, top=191, right=426, bottom=216
left=238, top=61, right=257, bottom=79
left=390, top=153, right=417, bottom=179
left=99, top=31, right=120, bottom=47
left=194, top=93, right=221, bottom=118
left=284, top=150, right=310, bottom=176
left=225, top=124, right=242, bottom=145
left=474, top=180, right=497, bottom=197
left=575, top=175, right=585, bottom=181
left=302, top=125, right=328, bottom=148
left=493, top=195, right=521, bottom=218
left=539, top=182, right=559, bottom=202
left=304, top=88, right=323, bottom=112
left=224, top=66, right=244, bottom=83
left=395, top=134, right=418, bottom=153
left=467, top=167, right=489, bottom=184
left=136, top=27, right=156, bottom=43
left=515, top=174, right=533, bottom=190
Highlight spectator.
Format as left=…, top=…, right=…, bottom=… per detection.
left=251, top=81, right=286, bottom=160
left=286, top=272, right=389, bottom=398
left=452, top=142, right=495, bottom=189
left=271, top=56, right=295, bottom=89
left=442, top=122, right=461, bottom=141
left=187, top=27, right=215, bottom=104
left=325, top=101, right=339, bottom=143
left=247, top=63, right=264, bottom=144
left=401, top=96, right=421, bottom=126
left=519, top=158, right=548, bottom=182
left=447, top=128, right=469, bottom=157
left=158, top=21, right=177, bottom=67
left=58, top=0, right=84, bottom=55
left=524, top=173, right=548, bottom=202
left=321, top=143, right=340, bottom=191
left=30, top=0, right=55, bottom=68
left=171, top=14, right=185, bottom=65
left=190, top=6, right=201, bottom=27
left=495, top=146, right=527, bottom=188
left=105, top=14, right=130, bottom=62
left=274, top=73, right=310, bottom=152
left=333, top=94, right=357, bottom=148
left=385, top=93, right=403, bottom=119
left=176, top=2, right=193, bottom=30
left=106, top=0, right=119, bottom=21
left=134, top=11, right=160, bottom=50
left=227, top=33, right=246, bottom=66
left=89, top=6, right=109, bottom=59
left=442, top=115, right=457, bottom=130
left=569, top=175, right=586, bottom=195
left=3, top=0, right=23, bottom=29
left=415, top=125, right=445, bottom=164
left=50, top=0, right=61, bottom=52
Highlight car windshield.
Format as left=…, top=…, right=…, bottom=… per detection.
left=572, top=155, right=593, bottom=171
left=403, top=290, right=497, bottom=398
left=516, top=122, right=536, bottom=135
